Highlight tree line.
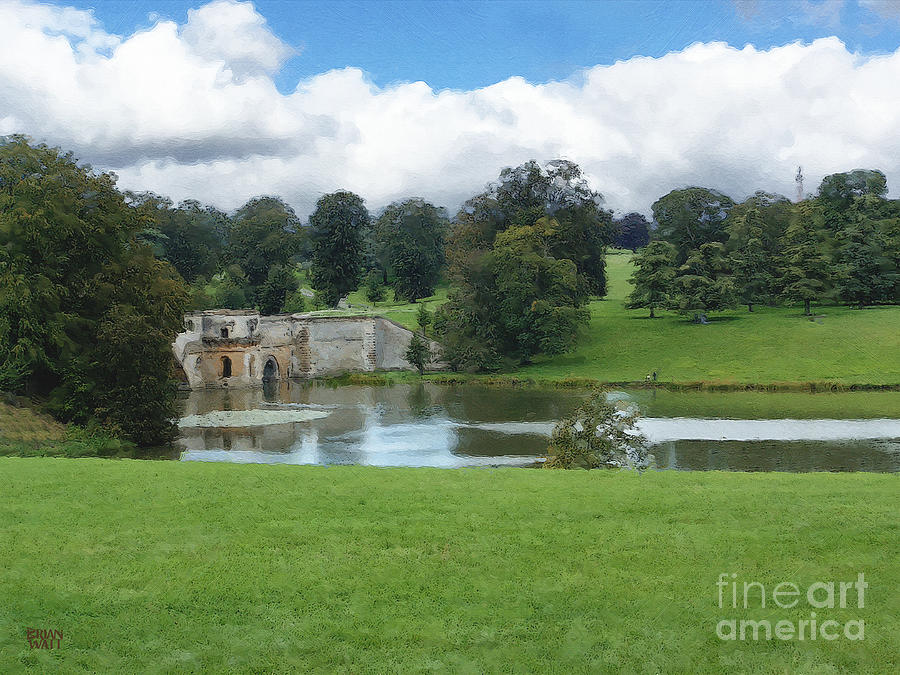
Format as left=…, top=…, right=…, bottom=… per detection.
left=627, top=173, right=900, bottom=321
left=2, top=134, right=899, bottom=447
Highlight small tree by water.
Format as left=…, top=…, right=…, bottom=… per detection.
left=405, top=332, right=430, bottom=375
left=544, top=393, right=651, bottom=469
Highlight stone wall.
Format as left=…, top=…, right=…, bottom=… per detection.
left=174, top=311, right=444, bottom=389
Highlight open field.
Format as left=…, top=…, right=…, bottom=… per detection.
left=519, top=253, right=900, bottom=386
left=0, top=459, right=896, bottom=672
left=344, top=252, right=900, bottom=387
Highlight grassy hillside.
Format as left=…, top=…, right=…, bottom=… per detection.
left=0, top=402, right=66, bottom=444
left=1, top=459, right=896, bottom=673
left=300, top=252, right=900, bottom=386
left=518, top=254, right=900, bottom=385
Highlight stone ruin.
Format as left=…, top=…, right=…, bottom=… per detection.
left=173, top=310, right=445, bottom=389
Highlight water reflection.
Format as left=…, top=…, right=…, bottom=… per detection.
left=176, top=383, right=900, bottom=472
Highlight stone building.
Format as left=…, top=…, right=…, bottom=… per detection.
left=173, top=310, right=444, bottom=389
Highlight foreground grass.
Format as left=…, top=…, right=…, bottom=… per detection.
left=1, top=459, right=896, bottom=672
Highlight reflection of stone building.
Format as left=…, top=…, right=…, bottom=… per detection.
left=173, top=310, right=443, bottom=389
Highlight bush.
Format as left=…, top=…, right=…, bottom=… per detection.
left=544, top=393, right=651, bottom=469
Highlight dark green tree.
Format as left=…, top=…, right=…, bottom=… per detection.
left=364, top=269, right=387, bottom=304
left=833, top=215, right=897, bottom=308
left=374, top=199, right=447, bottom=302
left=669, top=243, right=737, bottom=322
left=256, top=264, right=299, bottom=315
left=614, top=212, right=651, bottom=252
left=226, top=196, right=301, bottom=287
left=652, top=187, right=735, bottom=263
left=405, top=332, right=430, bottom=375
left=309, top=191, right=370, bottom=307
left=0, top=136, right=187, bottom=445
left=779, top=202, right=832, bottom=316
left=625, top=241, right=677, bottom=318
left=729, top=208, right=774, bottom=311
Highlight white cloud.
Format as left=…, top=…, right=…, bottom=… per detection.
left=2, top=0, right=900, bottom=218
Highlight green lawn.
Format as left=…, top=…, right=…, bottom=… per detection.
left=0, top=459, right=897, bottom=673
left=301, top=252, right=900, bottom=386
left=520, top=253, right=900, bottom=386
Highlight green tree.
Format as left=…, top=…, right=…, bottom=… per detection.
left=779, top=203, right=832, bottom=316
left=625, top=241, right=677, bottom=318
left=375, top=199, right=447, bottom=302
left=729, top=208, right=773, bottom=312
left=130, top=194, right=227, bottom=283
left=0, top=136, right=187, bottom=445
left=226, top=196, right=301, bottom=287
left=614, top=212, right=651, bottom=252
left=405, top=332, right=430, bottom=375
left=256, top=264, right=299, bottom=315
left=488, top=218, right=587, bottom=362
left=364, top=269, right=387, bottom=304
left=669, top=243, right=737, bottom=322
left=833, top=216, right=897, bottom=309
left=652, top=187, right=735, bottom=263
left=544, top=393, right=650, bottom=469
left=309, top=191, right=370, bottom=307
left=416, top=303, right=432, bottom=336
left=435, top=161, right=603, bottom=371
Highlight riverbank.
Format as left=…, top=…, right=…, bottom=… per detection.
left=0, top=459, right=895, bottom=672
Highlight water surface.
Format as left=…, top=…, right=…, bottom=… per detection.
left=177, top=383, right=900, bottom=472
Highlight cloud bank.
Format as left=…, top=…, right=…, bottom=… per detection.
left=2, top=0, right=900, bottom=217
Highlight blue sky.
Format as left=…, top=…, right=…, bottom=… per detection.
left=3, top=0, right=900, bottom=216
left=56, top=0, right=900, bottom=92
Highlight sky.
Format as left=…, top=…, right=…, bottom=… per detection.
left=2, top=0, right=900, bottom=217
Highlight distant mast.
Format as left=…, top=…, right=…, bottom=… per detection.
left=795, top=166, right=804, bottom=202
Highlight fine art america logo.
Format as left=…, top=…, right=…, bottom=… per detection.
left=26, top=628, right=62, bottom=649
left=716, top=573, right=867, bottom=641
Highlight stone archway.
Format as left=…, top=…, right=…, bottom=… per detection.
left=221, top=355, right=232, bottom=378
left=262, top=356, right=279, bottom=381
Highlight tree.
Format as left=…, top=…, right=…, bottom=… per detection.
left=779, top=203, right=832, bottom=316
left=256, top=264, right=299, bottom=315
left=226, top=196, right=301, bottom=287
left=833, top=215, right=897, bottom=309
left=652, top=187, right=735, bottom=263
left=614, top=212, right=651, bottom=251
left=0, top=136, right=187, bottom=445
left=488, top=218, right=588, bottom=362
left=405, top=332, right=430, bottom=375
left=416, top=303, right=432, bottom=336
left=729, top=208, right=773, bottom=311
left=364, top=269, right=386, bottom=304
left=625, top=241, right=677, bottom=318
left=435, top=161, right=604, bottom=371
left=130, top=195, right=227, bottom=283
left=544, top=393, right=650, bottom=469
left=375, top=199, right=447, bottom=302
left=487, top=159, right=613, bottom=296
left=309, top=191, right=369, bottom=307
left=669, top=243, right=737, bottom=322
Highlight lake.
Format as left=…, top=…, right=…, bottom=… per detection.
left=176, top=383, right=900, bottom=472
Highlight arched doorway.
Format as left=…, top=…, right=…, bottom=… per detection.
left=262, top=357, right=278, bottom=381
left=221, top=356, right=232, bottom=378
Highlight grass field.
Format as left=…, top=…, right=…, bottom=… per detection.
left=518, top=253, right=900, bottom=386
left=0, top=459, right=896, bottom=673
left=297, top=253, right=900, bottom=386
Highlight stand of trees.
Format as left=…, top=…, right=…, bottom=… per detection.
left=628, top=172, right=900, bottom=320
left=0, top=136, right=187, bottom=445
left=434, top=160, right=613, bottom=371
